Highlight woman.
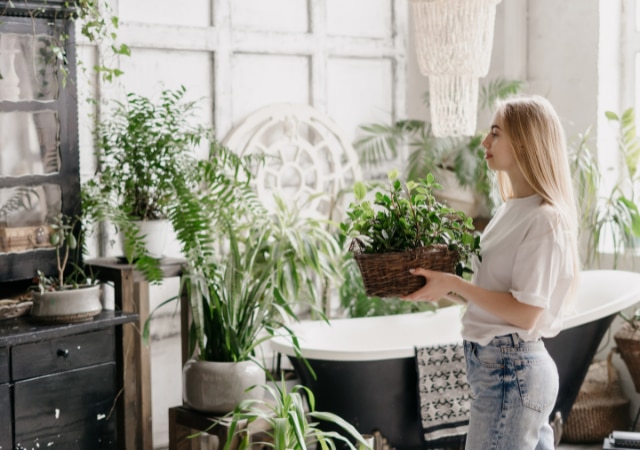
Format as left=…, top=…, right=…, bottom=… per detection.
left=403, top=95, right=580, bottom=449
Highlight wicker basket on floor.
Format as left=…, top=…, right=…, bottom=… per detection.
left=351, top=241, right=459, bottom=298
left=561, top=350, right=630, bottom=443
left=614, top=323, right=640, bottom=393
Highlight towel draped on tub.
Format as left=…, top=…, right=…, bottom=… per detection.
left=415, top=343, right=471, bottom=449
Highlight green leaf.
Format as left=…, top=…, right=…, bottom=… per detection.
left=353, top=181, right=367, bottom=201
left=605, top=111, right=619, bottom=121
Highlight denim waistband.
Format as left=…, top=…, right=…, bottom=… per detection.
left=487, top=333, right=540, bottom=348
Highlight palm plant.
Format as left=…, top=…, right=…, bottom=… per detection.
left=354, top=78, right=523, bottom=216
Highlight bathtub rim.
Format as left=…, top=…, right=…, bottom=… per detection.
left=561, top=269, right=640, bottom=329
left=272, top=269, right=640, bottom=361
left=271, top=304, right=464, bottom=362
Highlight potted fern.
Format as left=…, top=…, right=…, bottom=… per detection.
left=84, top=85, right=208, bottom=282
left=340, top=169, right=480, bottom=298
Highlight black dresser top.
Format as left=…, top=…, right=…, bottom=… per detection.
left=0, top=311, right=138, bottom=346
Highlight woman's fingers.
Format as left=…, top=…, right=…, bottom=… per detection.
left=409, top=267, right=430, bottom=276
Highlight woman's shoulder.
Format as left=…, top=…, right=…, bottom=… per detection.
left=527, top=202, right=569, bottom=239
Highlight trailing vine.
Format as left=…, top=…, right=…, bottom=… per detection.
left=0, top=0, right=130, bottom=84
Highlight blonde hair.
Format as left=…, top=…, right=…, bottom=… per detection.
left=494, top=95, right=580, bottom=302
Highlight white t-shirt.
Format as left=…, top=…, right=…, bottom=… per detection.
left=461, top=194, right=576, bottom=345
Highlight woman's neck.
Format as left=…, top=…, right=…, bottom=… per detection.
left=508, top=172, right=536, bottom=198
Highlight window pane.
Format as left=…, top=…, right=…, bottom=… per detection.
left=119, top=0, right=211, bottom=26
left=0, top=183, right=61, bottom=254
left=0, top=111, right=60, bottom=176
left=0, top=33, right=58, bottom=101
left=327, top=57, right=393, bottom=143
left=327, top=0, right=392, bottom=38
left=230, top=54, right=310, bottom=126
left=231, top=0, right=308, bottom=33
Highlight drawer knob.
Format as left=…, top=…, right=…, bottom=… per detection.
left=57, top=348, right=70, bottom=358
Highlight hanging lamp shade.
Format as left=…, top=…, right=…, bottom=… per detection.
left=411, top=0, right=502, bottom=137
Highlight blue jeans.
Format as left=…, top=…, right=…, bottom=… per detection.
left=463, top=334, right=559, bottom=450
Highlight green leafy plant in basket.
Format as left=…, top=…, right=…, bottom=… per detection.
left=339, top=169, right=481, bottom=298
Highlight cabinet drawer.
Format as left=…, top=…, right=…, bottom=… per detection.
left=0, top=383, right=11, bottom=450
left=12, top=328, right=115, bottom=381
left=14, top=362, right=118, bottom=449
left=0, top=346, right=8, bottom=383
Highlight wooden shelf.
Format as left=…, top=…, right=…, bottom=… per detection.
left=86, top=257, right=186, bottom=450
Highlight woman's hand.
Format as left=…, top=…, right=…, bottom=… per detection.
left=401, top=268, right=458, bottom=302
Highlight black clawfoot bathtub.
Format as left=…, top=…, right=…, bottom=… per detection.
left=272, top=270, right=640, bottom=449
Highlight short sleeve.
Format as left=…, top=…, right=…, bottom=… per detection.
left=509, top=211, right=570, bottom=309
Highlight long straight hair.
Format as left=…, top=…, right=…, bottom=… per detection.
left=494, top=95, right=580, bottom=303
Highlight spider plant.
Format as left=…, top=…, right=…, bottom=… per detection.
left=147, top=140, right=344, bottom=363
left=222, top=379, right=372, bottom=450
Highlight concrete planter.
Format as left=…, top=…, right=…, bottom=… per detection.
left=182, top=359, right=265, bottom=414
left=31, top=284, right=102, bottom=323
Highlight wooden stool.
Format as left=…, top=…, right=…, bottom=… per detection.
left=168, top=405, right=271, bottom=450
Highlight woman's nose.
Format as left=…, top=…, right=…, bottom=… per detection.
left=481, top=134, right=490, bottom=149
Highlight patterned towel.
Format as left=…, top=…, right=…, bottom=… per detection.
left=415, top=343, right=471, bottom=449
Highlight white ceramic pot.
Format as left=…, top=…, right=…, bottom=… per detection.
left=182, top=359, right=266, bottom=414
left=120, top=219, right=169, bottom=260
left=31, top=284, right=102, bottom=323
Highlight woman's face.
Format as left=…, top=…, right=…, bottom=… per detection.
left=481, top=114, right=517, bottom=174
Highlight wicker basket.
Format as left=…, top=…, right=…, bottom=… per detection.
left=562, top=350, right=630, bottom=443
left=350, top=241, right=459, bottom=298
left=614, top=324, right=640, bottom=393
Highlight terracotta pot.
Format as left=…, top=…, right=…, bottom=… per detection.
left=31, top=284, right=102, bottom=323
left=182, top=359, right=265, bottom=414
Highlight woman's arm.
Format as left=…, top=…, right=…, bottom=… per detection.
left=401, top=268, right=544, bottom=330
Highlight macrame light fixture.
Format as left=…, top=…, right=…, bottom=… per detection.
left=411, top=0, right=502, bottom=137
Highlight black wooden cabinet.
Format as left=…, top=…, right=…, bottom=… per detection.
left=0, top=312, right=137, bottom=450
left=0, top=346, right=11, bottom=450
